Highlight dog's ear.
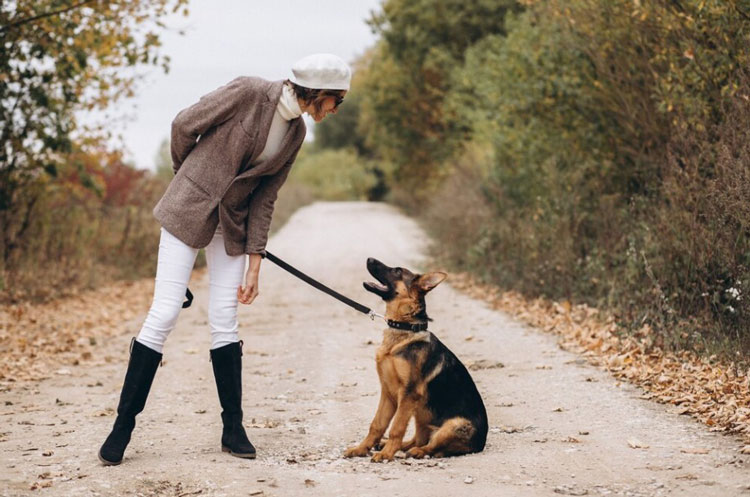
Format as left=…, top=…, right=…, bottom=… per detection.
left=416, top=272, right=447, bottom=293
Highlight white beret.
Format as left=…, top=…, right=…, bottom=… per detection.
left=290, top=53, right=351, bottom=91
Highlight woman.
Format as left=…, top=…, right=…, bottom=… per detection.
left=98, top=54, right=351, bottom=465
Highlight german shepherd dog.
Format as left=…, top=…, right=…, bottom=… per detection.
left=344, top=258, right=488, bottom=462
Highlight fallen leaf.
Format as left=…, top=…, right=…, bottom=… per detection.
left=468, top=360, right=505, bottom=371
left=553, top=484, right=588, bottom=495
left=680, top=448, right=709, bottom=455
left=627, top=438, right=649, bottom=449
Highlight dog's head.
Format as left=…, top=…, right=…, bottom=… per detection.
left=363, top=257, right=446, bottom=322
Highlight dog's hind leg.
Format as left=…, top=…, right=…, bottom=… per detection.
left=402, top=419, right=431, bottom=451
left=344, top=391, right=395, bottom=458
left=406, top=417, right=475, bottom=459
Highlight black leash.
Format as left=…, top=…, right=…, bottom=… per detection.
left=263, top=250, right=378, bottom=318
left=180, top=252, right=376, bottom=317
left=181, top=251, right=429, bottom=332
left=265, top=251, right=428, bottom=332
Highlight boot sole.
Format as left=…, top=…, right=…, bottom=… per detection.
left=222, top=446, right=256, bottom=459
left=98, top=450, right=123, bottom=466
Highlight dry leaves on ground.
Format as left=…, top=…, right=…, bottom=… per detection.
left=0, top=274, right=168, bottom=390
left=450, top=273, right=750, bottom=443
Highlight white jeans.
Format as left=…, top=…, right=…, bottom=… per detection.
left=136, top=226, right=246, bottom=353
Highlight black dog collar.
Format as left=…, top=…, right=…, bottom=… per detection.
left=387, top=319, right=428, bottom=332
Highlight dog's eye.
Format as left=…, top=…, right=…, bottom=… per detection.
left=394, top=268, right=402, bottom=277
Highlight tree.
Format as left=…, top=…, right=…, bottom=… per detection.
left=359, top=0, right=520, bottom=194
left=312, top=91, right=368, bottom=156
left=0, top=0, right=187, bottom=265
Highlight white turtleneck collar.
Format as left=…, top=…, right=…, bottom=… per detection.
left=278, top=83, right=302, bottom=121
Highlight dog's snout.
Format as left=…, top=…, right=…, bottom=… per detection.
left=367, top=257, right=386, bottom=273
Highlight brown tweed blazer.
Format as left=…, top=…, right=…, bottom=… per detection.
left=153, top=77, right=306, bottom=256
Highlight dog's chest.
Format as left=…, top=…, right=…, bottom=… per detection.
left=375, top=354, right=401, bottom=398
left=374, top=330, right=430, bottom=394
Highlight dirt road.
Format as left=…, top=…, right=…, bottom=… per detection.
left=2, top=202, right=749, bottom=496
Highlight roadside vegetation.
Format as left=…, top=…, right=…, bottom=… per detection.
left=307, top=0, right=750, bottom=364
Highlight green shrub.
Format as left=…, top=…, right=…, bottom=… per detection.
left=378, top=0, right=750, bottom=360
left=289, top=148, right=381, bottom=201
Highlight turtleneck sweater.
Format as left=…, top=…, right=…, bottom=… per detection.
left=252, top=83, right=302, bottom=165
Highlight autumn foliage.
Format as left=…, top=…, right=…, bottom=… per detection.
left=0, top=1, right=187, bottom=301
left=325, top=0, right=750, bottom=360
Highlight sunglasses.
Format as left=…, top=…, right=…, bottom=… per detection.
left=330, top=94, right=345, bottom=108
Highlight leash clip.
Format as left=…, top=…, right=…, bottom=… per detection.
left=368, top=310, right=384, bottom=321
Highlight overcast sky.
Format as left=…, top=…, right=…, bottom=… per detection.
left=107, top=0, right=382, bottom=170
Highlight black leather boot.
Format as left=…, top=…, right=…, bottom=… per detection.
left=211, top=341, right=256, bottom=459
left=98, top=339, right=162, bottom=465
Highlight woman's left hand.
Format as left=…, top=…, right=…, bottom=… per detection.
left=238, top=267, right=260, bottom=305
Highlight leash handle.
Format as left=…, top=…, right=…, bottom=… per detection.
left=263, top=250, right=373, bottom=316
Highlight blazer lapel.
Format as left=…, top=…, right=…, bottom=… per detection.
left=235, top=115, right=306, bottom=180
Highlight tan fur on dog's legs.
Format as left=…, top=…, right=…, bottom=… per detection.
left=401, top=436, right=415, bottom=452
left=402, top=420, right=431, bottom=451
left=344, top=391, right=395, bottom=458
left=371, top=395, right=419, bottom=462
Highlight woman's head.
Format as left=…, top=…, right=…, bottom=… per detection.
left=290, top=53, right=351, bottom=122
left=288, top=82, right=346, bottom=122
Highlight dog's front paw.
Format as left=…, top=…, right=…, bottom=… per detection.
left=371, top=450, right=394, bottom=463
left=344, top=446, right=369, bottom=458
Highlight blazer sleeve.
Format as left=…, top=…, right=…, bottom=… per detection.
left=244, top=155, right=297, bottom=255
left=170, top=77, right=252, bottom=174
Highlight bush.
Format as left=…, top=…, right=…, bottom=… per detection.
left=377, top=0, right=750, bottom=360
left=0, top=152, right=167, bottom=302
left=289, top=148, right=381, bottom=201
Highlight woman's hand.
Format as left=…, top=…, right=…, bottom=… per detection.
left=237, top=254, right=262, bottom=305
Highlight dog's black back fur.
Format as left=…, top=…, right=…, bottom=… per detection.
left=397, top=333, right=488, bottom=452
